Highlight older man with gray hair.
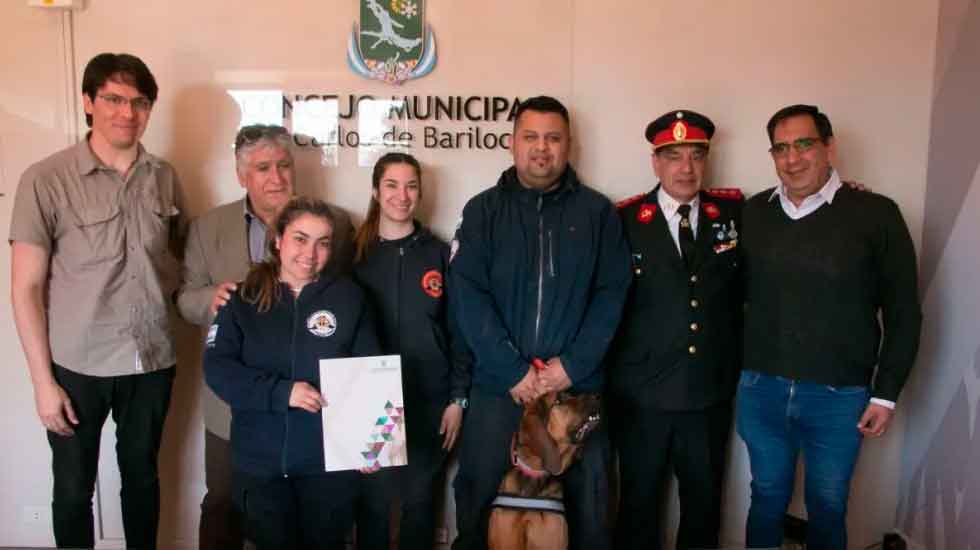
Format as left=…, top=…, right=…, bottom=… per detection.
left=177, top=124, right=353, bottom=549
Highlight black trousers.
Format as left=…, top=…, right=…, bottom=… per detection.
left=612, top=400, right=732, bottom=550
left=200, top=430, right=244, bottom=550
left=452, top=389, right=612, bottom=550
left=234, top=469, right=359, bottom=550
left=357, top=398, right=447, bottom=550
left=47, top=363, right=175, bottom=549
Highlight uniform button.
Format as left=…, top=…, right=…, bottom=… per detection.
left=688, top=345, right=697, bottom=355
left=690, top=298, right=700, bottom=308
left=690, top=323, right=699, bottom=332
left=689, top=274, right=698, bottom=284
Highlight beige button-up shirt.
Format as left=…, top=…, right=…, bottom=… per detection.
left=9, top=138, right=185, bottom=377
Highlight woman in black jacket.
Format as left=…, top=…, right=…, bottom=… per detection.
left=205, top=197, right=380, bottom=550
left=353, top=153, right=472, bottom=550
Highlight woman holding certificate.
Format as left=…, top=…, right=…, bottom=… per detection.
left=352, top=153, right=472, bottom=550
left=204, top=196, right=380, bottom=550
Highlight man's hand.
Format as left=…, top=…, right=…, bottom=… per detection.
left=537, top=357, right=572, bottom=394
left=857, top=403, right=893, bottom=437
left=289, top=381, right=326, bottom=413
left=35, top=380, right=78, bottom=436
left=209, top=281, right=238, bottom=316
left=842, top=180, right=869, bottom=192
left=439, top=403, right=464, bottom=450
left=509, top=368, right=541, bottom=405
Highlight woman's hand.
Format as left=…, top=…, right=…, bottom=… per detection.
left=289, top=381, right=326, bottom=413
left=440, top=403, right=464, bottom=451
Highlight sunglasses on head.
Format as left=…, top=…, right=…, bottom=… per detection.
left=234, top=125, right=289, bottom=153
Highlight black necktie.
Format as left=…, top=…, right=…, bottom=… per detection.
left=677, top=203, right=695, bottom=269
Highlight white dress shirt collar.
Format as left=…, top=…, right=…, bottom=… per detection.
left=768, top=169, right=842, bottom=220
left=658, top=186, right=701, bottom=222
left=658, top=186, right=701, bottom=254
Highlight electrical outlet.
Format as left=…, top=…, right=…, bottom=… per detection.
left=22, top=506, right=47, bottom=524
left=434, top=527, right=449, bottom=544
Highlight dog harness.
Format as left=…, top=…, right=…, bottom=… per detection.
left=491, top=494, right=565, bottom=514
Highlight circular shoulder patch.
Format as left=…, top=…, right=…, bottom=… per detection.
left=306, top=310, right=337, bottom=338
left=421, top=269, right=444, bottom=298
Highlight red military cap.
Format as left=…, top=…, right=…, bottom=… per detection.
left=645, top=110, right=716, bottom=150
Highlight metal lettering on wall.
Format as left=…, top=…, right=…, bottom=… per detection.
left=228, top=90, right=519, bottom=166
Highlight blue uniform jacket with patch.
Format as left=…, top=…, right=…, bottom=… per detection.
left=204, top=274, right=380, bottom=477
left=353, top=224, right=472, bottom=403
left=449, top=166, right=631, bottom=396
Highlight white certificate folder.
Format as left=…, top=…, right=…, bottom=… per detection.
left=319, top=355, right=408, bottom=472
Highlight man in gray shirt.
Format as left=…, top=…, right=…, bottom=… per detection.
left=9, top=53, right=182, bottom=549
left=177, top=124, right=353, bottom=549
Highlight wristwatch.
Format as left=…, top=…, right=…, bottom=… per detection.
left=451, top=397, right=469, bottom=410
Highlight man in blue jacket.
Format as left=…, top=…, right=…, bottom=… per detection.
left=449, top=96, right=631, bottom=550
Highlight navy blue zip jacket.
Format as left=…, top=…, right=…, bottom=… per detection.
left=204, top=274, right=380, bottom=477
left=449, top=165, right=631, bottom=396
left=353, top=224, right=472, bottom=403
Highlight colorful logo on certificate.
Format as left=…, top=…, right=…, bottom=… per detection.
left=362, top=400, right=407, bottom=468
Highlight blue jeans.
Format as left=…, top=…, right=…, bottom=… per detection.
left=735, top=370, right=869, bottom=550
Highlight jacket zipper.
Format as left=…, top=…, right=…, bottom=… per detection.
left=548, top=229, right=555, bottom=277
left=534, top=195, right=544, bottom=350
left=282, top=289, right=299, bottom=477
left=396, top=246, right=404, bottom=353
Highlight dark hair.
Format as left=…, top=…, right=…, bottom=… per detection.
left=766, top=104, right=834, bottom=145
left=353, top=152, right=423, bottom=263
left=82, top=53, right=158, bottom=127
left=241, top=196, right=336, bottom=312
left=513, top=96, right=570, bottom=129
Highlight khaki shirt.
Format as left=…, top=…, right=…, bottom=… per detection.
left=9, top=138, right=185, bottom=377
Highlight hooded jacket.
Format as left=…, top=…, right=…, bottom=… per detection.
left=353, top=224, right=471, bottom=403
left=204, top=274, right=380, bottom=477
left=449, top=166, right=631, bottom=396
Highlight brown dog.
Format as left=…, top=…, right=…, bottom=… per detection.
left=487, top=392, right=601, bottom=550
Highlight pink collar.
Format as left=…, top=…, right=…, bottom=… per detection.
left=511, top=435, right=549, bottom=479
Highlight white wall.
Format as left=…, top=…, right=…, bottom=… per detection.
left=0, top=1, right=938, bottom=548
left=1, top=4, right=79, bottom=546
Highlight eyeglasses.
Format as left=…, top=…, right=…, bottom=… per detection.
left=769, top=137, right=823, bottom=157
left=97, top=94, right=153, bottom=112
left=235, top=124, right=290, bottom=153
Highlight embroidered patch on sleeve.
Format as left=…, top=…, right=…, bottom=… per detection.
left=206, top=324, right=218, bottom=348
